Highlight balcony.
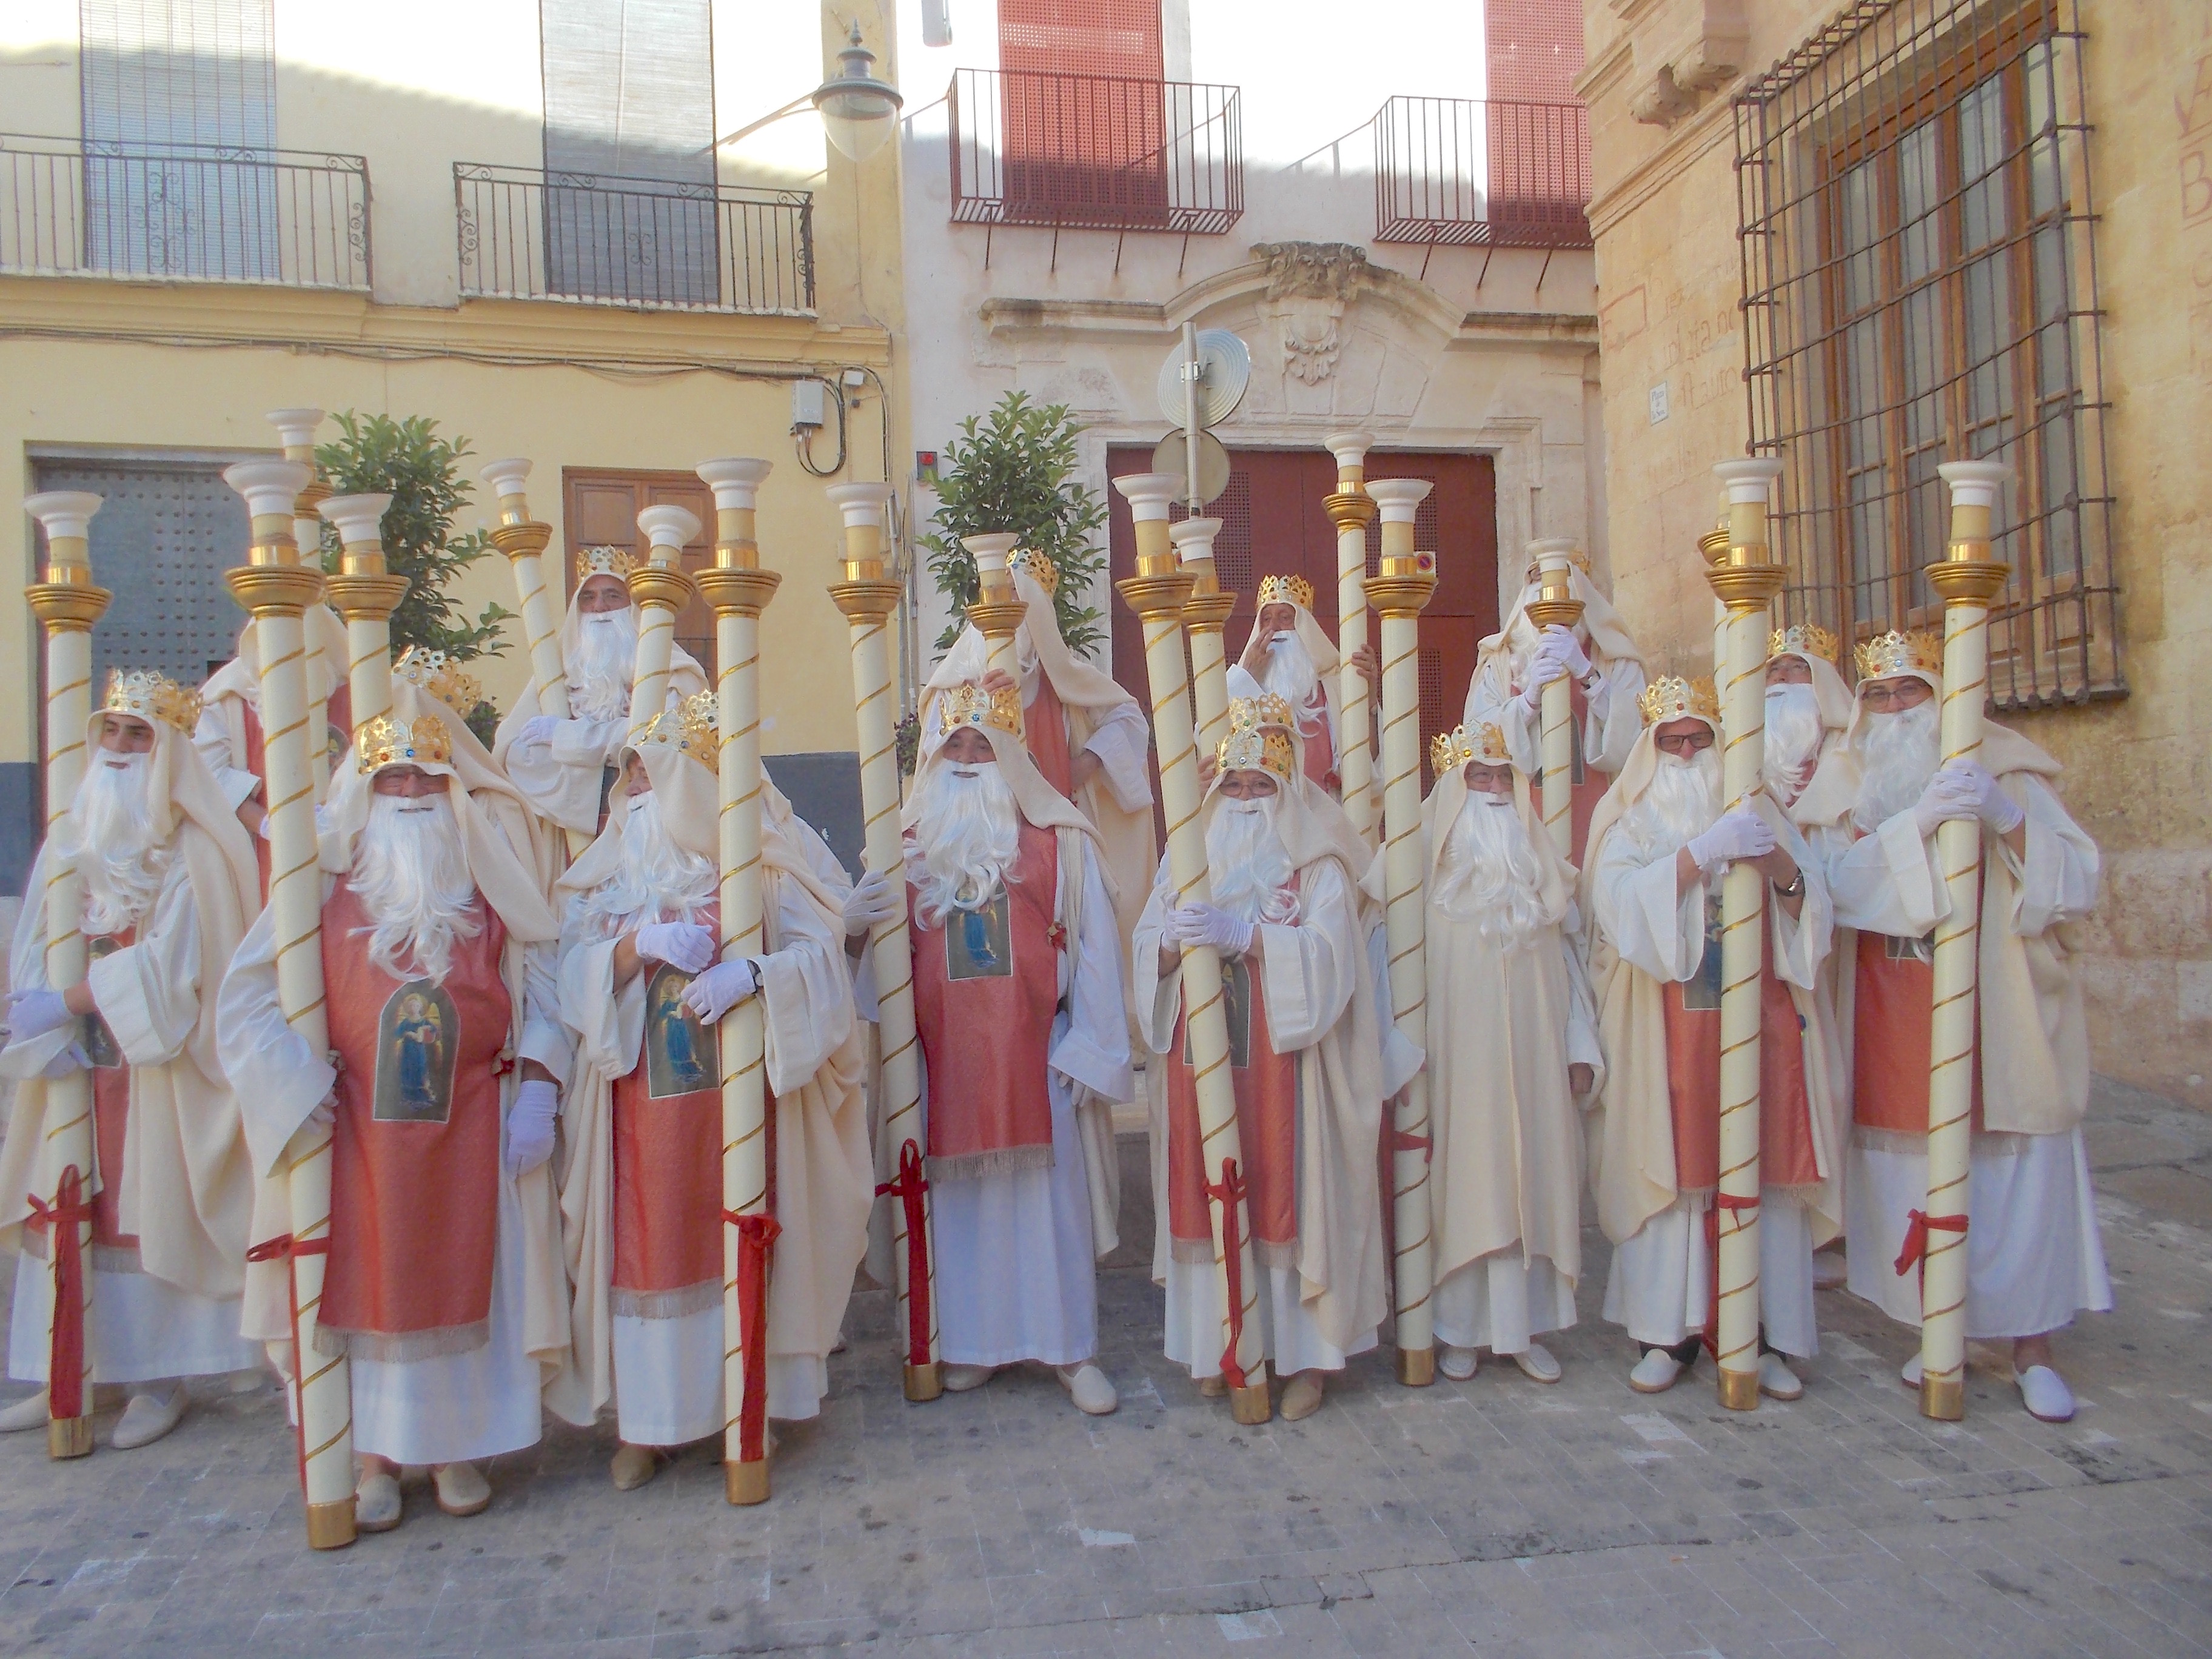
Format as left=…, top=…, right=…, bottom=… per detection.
left=0, top=133, right=370, bottom=290
left=454, top=164, right=815, bottom=316
left=948, top=67, right=1242, bottom=236
left=1373, top=96, right=1592, bottom=249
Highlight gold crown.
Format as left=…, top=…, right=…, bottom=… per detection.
left=355, top=712, right=452, bottom=774
left=392, top=647, right=482, bottom=716
left=1431, top=722, right=1509, bottom=777
left=1255, top=574, right=1314, bottom=611
left=1769, top=622, right=1840, bottom=664
left=1008, top=546, right=1059, bottom=596
left=637, top=689, right=717, bottom=769
left=102, top=669, right=201, bottom=735
left=576, top=545, right=639, bottom=584
left=1854, top=629, right=1942, bottom=682
left=1216, top=724, right=1296, bottom=784
left=1637, top=675, right=1721, bottom=728
left=1227, top=690, right=1295, bottom=734
left=937, top=681, right=1024, bottom=740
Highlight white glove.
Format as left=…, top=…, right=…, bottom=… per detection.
left=1684, top=805, right=1777, bottom=875
left=503, top=1078, right=558, bottom=1177
left=681, top=958, right=758, bottom=1025
left=1544, top=624, right=1592, bottom=682
left=1911, top=769, right=1981, bottom=839
left=313, top=802, right=332, bottom=838
left=39, top=1042, right=91, bottom=1080
left=520, top=714, right=561, bottom=748
left=310, top=1095, right=337, bottom=1130
left=1938, top=759, right=2026, bottom=835
left=5, top=988, right=75, bottom=1045
left=842, top=868, right=899, bottom=937
left=1167, top=902, right=1256, bottom=957
left=634, top=921, right=717, bottom=974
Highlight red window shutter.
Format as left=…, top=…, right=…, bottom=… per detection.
left=999, top=0, right=1162, bottom=78
left=1483, top=0, right=1584, bottom=102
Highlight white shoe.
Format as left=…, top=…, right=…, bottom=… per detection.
left=1900, top=1353, right=1923, bottom=1390
left=940, top=1363, right=996, bottom=1393
left=1757, top=1352, right=1804, bottom=1401
left=111, top=1382, right=188, bottom=1449
left=432, top=1460, right=491, bottom=1517
left=1513, top=1344, right=1563, bottom=1384
left=0, top=1391, right=49, bottom=1433
left=1057, top=1362, right=1118, bottom=1416
left=1629, top=1350, right=1685, bottom=1394
left=1438, top=1346, right=1478, bottom=1381
left=2017, top=1365, right=2076, bottom=1423
left=1812, top=1250, right=1848, bottom=1290
left=355, top=1467, right=403, bottom=1532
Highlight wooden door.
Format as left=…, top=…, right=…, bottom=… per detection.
left=561, top=468, right=717, bottom=669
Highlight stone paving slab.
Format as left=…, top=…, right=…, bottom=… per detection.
left=1, top=1084, right=2208, bottom=1657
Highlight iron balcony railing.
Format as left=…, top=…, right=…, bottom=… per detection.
left=1373, top=96, right=1592, bottom=249
left=949, top=67, right=1242, bottom=235
left=454, top=163, right=814, bottom=315
left=0, top=133, right=370, bottom=289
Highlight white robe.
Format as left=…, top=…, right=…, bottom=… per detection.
left=1467, top=651, right=1644, bottom=785
left=191, top=702, right=263, bottom=813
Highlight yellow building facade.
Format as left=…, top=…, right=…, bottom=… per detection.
left=1, top=0, right=910, bottom=893
left=1577, top=0, right=2210, bottom=1099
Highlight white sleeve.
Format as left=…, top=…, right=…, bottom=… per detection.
left=1563, top=917, right=1604, bottom=1074
left=515, top=940, right=572, bottom=1083
left=557, top=921, right=643, bottom=1079
left=2008, top=775, right=2100, bottom=938
left=1252, top=857, right=1362, bottom=1052
left=1825, top=813, right=1943, bottom=937
left=757, top=872, right=857, bottom=1096
left=1767, top=820, right=1832, bottom=991
left=1585, top=656, right=1646, bottom=776
left=193, top=704, right=261, bottom=811
left=1467, top=660, right=1541, bottom=775
left=1083, top=701, right=1155, bottom=812
left=1594, top=833, right=1704, bottom=984
left=1367, top=917, right=1423, bottom=1096
left=1130, top=854, right=1180, bottom=1058
left=1048, top=840, right=1134, bottom=1103
left=216, top=896, right=335, bottom=1179
left=84, top=863, right=203, bottom=1067
left=0, top=846, right=73, bottom=1081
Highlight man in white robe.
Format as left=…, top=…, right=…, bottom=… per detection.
left=1, top=672, right=263, bottom=1447
left=901, top=682, right=1130, bottom=1414
left=1818, top=630, right=2110, bottom=1423
left=1421, top=722, right=1603, bottom=1385
left=1584, top=676, right=1837, bottom=1399
left=195, top=605, right=352, bottom=861
left=218, top=680, right=572, bottom=1528
left=1236, top=575, right=1342, bottom=798
left=549, top=695, right=872, bottom=1487
left=1133, top=693, right=1388, bottom=1419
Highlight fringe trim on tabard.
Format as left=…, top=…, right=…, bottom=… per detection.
left=927, top=1145, right=1054, bottom=1182
left=1252, top=1238, right=1299, bottom=1271
left=1677, top=1186, right=1716, bottom=1212
left=1168, top=1236, right=1301, bottom=1269
left=1762, top=1181, right=1823, bottom=1205
left=611, top=1278, right=720, bottom=1321
left=313, top=1318, right=490, bottom=1364
left=89, top=1244, right=143, bottom=1274
left=1852, top=1125, right=1927, bottom=1156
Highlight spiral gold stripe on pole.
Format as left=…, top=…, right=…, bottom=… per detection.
left=1324, top=434, right=1379, bottom=844
left=629, top=504, right=701, bottom=747
left=1171, top=518, right=1233, bottom=758
left=269, top=412, right=335, bottom=805
left=481, top=460, right=591, bottom=860
left=1524, top=538, right=1585, bottom=860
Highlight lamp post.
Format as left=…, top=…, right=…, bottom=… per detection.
left=267, top=410, right=337, bottom=802
left=1523, top=538, right=1585, bottom=860
left=1324, top=434, right=1378, bottom=846
left=628, top=507, right=701, bottom=742
left=1173, top=518, right=1234, bottom=757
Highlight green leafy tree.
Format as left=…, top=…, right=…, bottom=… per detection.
left=315, top=411, right=513, bottom=744
left=922, top=392, right=1108, bottom=656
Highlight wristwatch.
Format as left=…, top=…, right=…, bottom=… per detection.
left=1772, top=868, right=1806, bottom=899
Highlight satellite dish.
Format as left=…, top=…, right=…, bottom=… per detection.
left=1156, top=329, right=1252, bottom=431
left=1153, top=429, right=1232, bottom=507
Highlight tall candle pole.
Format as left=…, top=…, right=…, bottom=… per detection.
left=1704, top=456, right=1786, bottom=1412
left=267, top=410, right=335, bottom=802
left=1523, top=538, right=1585, bottom=860
left=1918, top=459, right=2012, bottom=1423
left=826, top=481, right=942, bottom=1403
left=1324, top=432, right=1378, bottom=843
left=1362, top=478, right=1438, bottom=1385
left=694, top=458, right=781, bottom=1501
left=223, top=458, right=355, bottom=1549
left=1114, top=472, right=1270, bottom=1425
left=1173, top=518, right=1233, bottom=757
left=628, top=506, right=701, bottom=741
left=22, top=491, right=108, bottom=1461
left=482, top=459, right=589, bottom=860
left=320, top=495, right=407, bottom=731
left=962, top=532, right=1027, bottom=679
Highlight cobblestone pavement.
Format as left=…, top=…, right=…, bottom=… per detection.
left=1, top=1081, right=2208, bottom=1659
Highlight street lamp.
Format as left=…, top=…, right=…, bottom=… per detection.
left=714, top=22, right=903, bottom=163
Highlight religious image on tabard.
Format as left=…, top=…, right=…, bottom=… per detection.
left=374, top=980, right=460, bottom=1124
left=645, top=962, right=718, bottom=1100
left=945, top=891, right=1014, bottom=981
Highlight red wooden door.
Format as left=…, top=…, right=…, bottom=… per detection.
left=561, top=468, right=717, bottom=669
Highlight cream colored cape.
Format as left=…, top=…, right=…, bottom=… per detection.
left=1470, top=569, right=1644, bottom=706
left=198, top=604, right=350, bottom=741
left=0, top=719, right=260, bottom=1299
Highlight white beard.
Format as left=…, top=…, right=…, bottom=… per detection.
left=1851, top=699, right=1941, bottom=833
left=1762, top=683, right=1825, bottom=803
left=350, top=793, right=481, bottom=984
left=568, top=607, right=638, bottom=723
left=1259, top=629, right=1319, bottom=717
left=581, top=791, right=716, bottom=937
left=1621, top=746, right=1723, bottom=859
left=1204, top=796, right=1300, bottom=927
left=66, top=751, right=170, bottom=937
left=909, top=760, right=1022, bottom=927
left=1433, top=793, right=1550, bottom=948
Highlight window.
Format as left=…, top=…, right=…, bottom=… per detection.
left=1484, top=0, right=1587, bottom=233
left=1735, top=0, right=2117, bottom=706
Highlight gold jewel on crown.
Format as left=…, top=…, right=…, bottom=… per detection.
left=1637, top=674, right=1721, bottom=728
left=576, top=545, right=640, bottom=584
left=1431, top=722, right=1509, bottom=777
left=1854, top=628, right=1942, bottom=682
left=355, top=712, right=452, bottom=774
left=1008, top=547, right=1059, bottom=596
left=1226, top=690, right=1295, bottom=736
left=102, top=669, right=201, bottom=734
left=1255, top=574, right=1314, bottom=612
left=637, top=689, right=717, bottom=769
left=1216, top=723, right=1296, bottom=785
left=1769, top=622, right=1841, bottom=665
left=937, top=680, right=1024, bottom=740
left=392, top=646, right=482, bottom=716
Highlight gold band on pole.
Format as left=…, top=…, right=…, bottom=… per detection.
left=1524, top=538, right=1585, bottom=859
left=629, top=506, right=701, bottom=742
left=481, top=459, right=591, bottom=861
left=1117, top=473, right=1271, bottom=1425
left=696, top=457, right=780, bottom=1501
left=1362, top=479, right=1437, bottom=1384
left=223, top=459, right=355, bottom=1548
left=1706, top=458, right=1786, bottom=1412
left=826, top=481, right=942, bottom=1402
left=1919, top=460, right=2012, bottom=1423
left=1172, top=519, right=1235, bottom=757
left=1324, top=433, right=1378, bottom=845
left=962, top=533, right=1027, bottom=679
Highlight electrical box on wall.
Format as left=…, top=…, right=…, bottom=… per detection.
left=922, top=0, right=952, bottom=47
left=791, top=378, right=828, bottom=432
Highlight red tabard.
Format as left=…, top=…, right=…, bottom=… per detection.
left=238, top=685, right=351, bottom=900
left=1659, top=949, right=1819, bottom=1193
left=908, top=820, right=1060, bottom=1165
left=1027, top=677, right=1075, bottom=798
left=1852, top=935, right=1983, bottom=1135
left=84, top=930, right=136, bottom=1253
left=320, top=878, right=510, bottom=1346
left=1164, top=931, right=1300, bottom=1252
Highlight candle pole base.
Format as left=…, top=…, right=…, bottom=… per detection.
left=1920, top=1374, right=1966, bottom=1422
left=726, top=1458, right=771, bottom=1506
left=1229, top=1383, right=1273, bottom=1426
left=304, top=1499, right=358, bottom=1551
left=1395, top=1347, right=1436, bottom=1387
left=1717, top=1366, right=1761, bottom=1412
left=903, top=1361, right=943, bottom=1403
left=47, top=1415, right=93, bottom=1460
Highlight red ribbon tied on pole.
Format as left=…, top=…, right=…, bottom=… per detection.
left=1892, top=1210, right=1969, bottom=1279
left=721, top=1209, right=783, bottom=1463
left=1388, top=1129, right=1432, bottom=1162
left=244, top=1232, right=333, bottom=1495
left=874, top=1138, right=932, bottom=1367
left=1700, top=1191, right=1762, bottom=1359
left=1202, top=1156, right=1251, bottom=1392
left=26, top=1166, right=93, bottom=1421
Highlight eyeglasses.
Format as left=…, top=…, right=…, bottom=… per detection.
left=1653, top=729, right=1715, bottom=756
left=1858, top=679, right=1931, bottom=711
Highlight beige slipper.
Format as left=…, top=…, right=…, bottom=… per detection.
left=610, top=1443, right=662, bottom=1491
left=1196, top=1374, right=1227, bottom=1398
left=111, top=1384, right=189, bottom=1449
left=1279, top=1372, right=1325, bottom=1421
left=355, top=1468, right=403, bottom=1532
left=0, top=1390, right=50, bottom=1433
left=432, top=1460, right=491, bottom=1517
